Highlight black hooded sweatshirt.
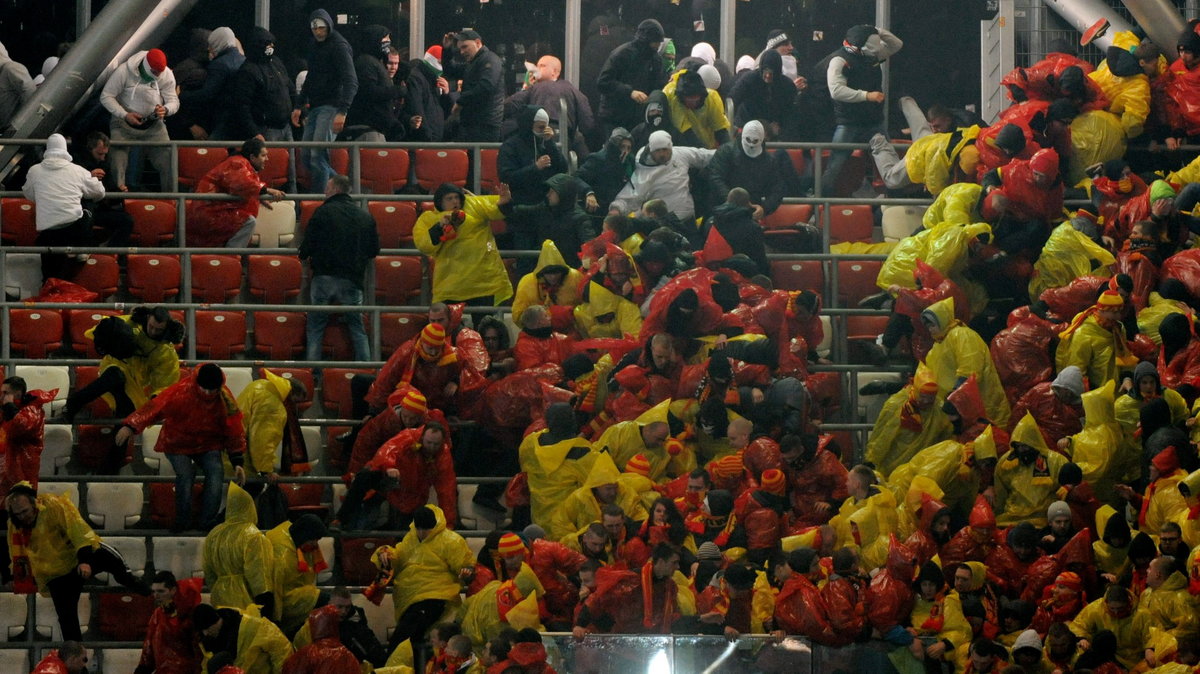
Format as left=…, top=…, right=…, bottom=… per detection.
left=298, top=9, right=358, bottom=113
left=498, top=105, right=568, bottom=205
left=229, top=27, right=296, bottom=138
left=508, top=173, right=596, bottom=267
left=346, top=24, right=398, bottom=135
left=596, top=19, right=668, bottom=129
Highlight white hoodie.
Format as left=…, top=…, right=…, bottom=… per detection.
left=100, top=50, right=179, bottom=121
left=22, top=134, right=105, bottom=230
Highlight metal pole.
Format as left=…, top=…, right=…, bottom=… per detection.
left=1190, top=0, right=1200, bottom=21
left=1029, top=0, right=1045, bottom=64
left=1041, top=0, right=1136, bottom=50
left=409, top=0, right=425, bottom=58
left=719, top=0, right=736, bottom=66
left=1119, top=0, right=1185, bottom=57
left=876, top=0, right=891, bottom=133
left=76, top=0, right=92, bottom=37
left=255, top=0, right=271, bottom=30
left=565, top=0, right=581, bottom=87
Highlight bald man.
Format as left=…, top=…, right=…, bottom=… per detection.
left=503, top=53, right=595, bottom=157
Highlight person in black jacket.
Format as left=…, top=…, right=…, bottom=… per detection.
left=596, top=19, right=667, bottom=134
left=345, top=25, right=397, bottom=142
left=702, top=187, right=769, bottom=276
left=502, top=55, right=595, bottom=158
left=498, top=105, right=568, bottom=206
left=729, top=50, right=801, bottom=140
left=228, top=27, right=296, bottom=143
left=328, top=587, right=388, bottom=667
left=507, top=173, right=597, bottom=270
left=292, top=9, right=358, bottom=192
left=404, top=46, right=450, bottom=142
left=298, top=174, right=380, bottom=363
left=577, top=127, right=634, bottom=212
left=445, top=29, right=504, bottom=142
left=708, top=121, right=788, bottom=220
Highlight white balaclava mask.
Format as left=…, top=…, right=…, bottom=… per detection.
left=741, top=121, right=765, bottom=158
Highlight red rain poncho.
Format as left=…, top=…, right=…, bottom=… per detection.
left=990, top=306, right=1059, bottom=407
left=0, top=388, right=56, bottom=501
left=774, top=572, right=836, bottom=643
left=280, top=606, right=360, bottom=674
left=364, top=424, right=457, bottom=525
left=895, top=261, right=971, bottom=361
left=138, top=576, right=204, bottom=674
left=865, top=535, right=917, bottom=632
left=185, top=155, right=265, bottom=248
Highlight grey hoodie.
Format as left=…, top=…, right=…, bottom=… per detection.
left=0, top=41, right=36, bottom=130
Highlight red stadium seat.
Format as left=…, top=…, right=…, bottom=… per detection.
left=9, top=309, right=63, bottom=358
left=320, top=368, right=374, bottom=418
left=126, top=254, right=181, bottom=302
left=148, top=482, right=204, bottom=528
left=252, top=311, right=307, bottom=359
left=380, top=313, right=427, bottom=354
left=296, top=149, right=350, bottom=192
left=283, top=483, right=328, bottom=517
left=297, top=199, right=322, bottom=235
left=0, top=198, right=37, bottom=245
left=70, top=254, right=120, bottom=299
left=247, top=254, right=303, bottom=303
left=359, top=148, right=411, bottom=194
left=785, top=148, right=808, bottom=176
left=259, top=147, right=291, bottom=189
left=77, top=424, right=126, bottom=472
left=193, top=310, right=247, bottom=359
left=374, top=256, right=422, bottom=304
left=761, top=203, right=813, bottom=230
left=414, top=149, right=469, bottom=191
left=770, top=260, right=825, bottom=294
left=125, top=199, right=177, bottom=245
left=321, top=315, right=370, bottom=361
left=846, top=315, right=890, bottom=340
left=177, top=147, right=229, bottom=190
left=816, top=148, right=869, bottom=197
left=821, top=204, right=874, bottom=244
left=339, top=537, right=396, bottom=585
left=72, top=366, right=112, bottom=416
left=368, top=201, right=418, bottom=248
left=190, top=255, right=243, bottom=303
left=270, top=367, right=315, bottom=412
left=479, top=148, right=500, bottom=194
left=835, top=260, right=883, bottom=307
left=96, top=593, right=154, bottom=641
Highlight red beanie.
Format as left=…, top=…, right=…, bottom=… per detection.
left=760, top=469, right=787, bottom=496
left=145, top=49, right=168, bottom=74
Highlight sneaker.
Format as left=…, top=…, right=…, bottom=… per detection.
left=858, top=291, right=893, bottom=310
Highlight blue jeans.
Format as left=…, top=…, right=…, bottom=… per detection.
left=821, top=122, right=885, bottom=196
left=167, top=450, right=224, bottom=531
left=307, top=275, right=371, bottom=361
left=302, top=105, right=338, bottom=191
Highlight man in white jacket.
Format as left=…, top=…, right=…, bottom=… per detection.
left=609, top=130, right=715, bottom=224
left=99, top=49, right=179, bottom=191
left=0, top=41, right=35, bottom=131
left=22, top=134, right=105, bottom=280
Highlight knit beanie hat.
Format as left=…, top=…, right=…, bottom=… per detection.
left=1150, top=179, right=1177, bottom=203
left=625, top=454, right=652, bottom=478
left=765, top=30, right=791, bottom=50
left=290, top=513, right=328, bottom=545
left=522, top=524, right=546, bottom=541
left=144, top=48, right=168, bottom=74
left=423, top=45, right=443, bottom=73
left=497, top=532, right=525, bottom=557
left=696, top=541, right=723, bottom=561
left=648, top=130, right=673, bottom=151
left=993, top=123, right=1026, bottom=155
left=419, top=323, right=446, bottom=351
left=1047, top=500, right=1071, bottom=521
left=388, top=389, right=427, bottom=414
left=787, top=547, right=817, bottom=574
left=760, top=469, right=787, bottom=495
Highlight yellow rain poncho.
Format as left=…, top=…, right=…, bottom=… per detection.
left=865, top=365, right=953, bottom=476
left=994, top=413, right=1067, bottom=527
left=887, top=428, right=991, bottom=519
left=1143, top=467, right=1189, bottom=535
left=518, top=429, right=598, bottom=528
left=1138, top=293, right=1191, bottom=346
left=1067, top=109, right=1127, bottom=187
left=84, top=314, right=180, bottom=411
left=234, top=369, right=291, bottom=475
left=617, top=471, right=661, bottom=513
left=371, top=504, right=474, bottom=620
left=574, top=280, right=643, bottom=338
left=265, top=523, right=321, bottom=637
left=9, top=493, right=101, bottom=594
left=593, top=419, right=670, bottom=483
left=1068, top=595, right=1154, bottom=669
left=200, top=606, right=293, bottom=674
left=1055, top=313, right=1134, bottom=389
left=1065, top=380, right=1123, bottom=500
left=1090, top=32, right=1151, bottom=138
left=511, top=240, right=585, bottom=328
left=831, top=485, right=900, bottom=571
left=1166, top=151, right=1200, bottom=186
left=662, top=69, right=731, bottom=149
left=203, top=483, right=275, bottom=615
left=461, top=562, right=545, bottom=649
left=413, top=188, right=512, bottom=305
left=1115, top=381, right=1188, bottom=474
left=1092, top=506, right=1131, bottom=578
left=923, top=297, right=1011, bottom=427
left=1138, top=570, right=1199, bottom=642
left=877, top=221, right=991, bottom=294
left=910, top=590, right=972, bottom=666
left=1177, top=469, right=1200, bottom=549
left=1029, top=222, right=1115, bottom=300
left=922, top=183, right=983, bottom=229
left=547, top=452, right=648, bottom=542
left=903, top=125, right=982, bottom=195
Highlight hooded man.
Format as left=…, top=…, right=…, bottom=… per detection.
left=507, top=178, right=597, bottom=274
left=345, top=24, right=398, bottom=141
left=1055, top=287, right=1139, bottom=388
left=708, top=121, right=789, bottom=223
left=292, top=9, right=358, bottom=192
left=1068, top=586, right=1155, bottom=669
left=869, top=123, right=983, bottom=195
left=520, top=402, right=598, bottom=529
left=281, top=605, right=360, bottom=672
left=266, top=514, right=329, bottom=636
left=578, top=127, right=636, bottom=212
left=235, top=369, right=308, bottom=485
left=414, top=182, right=514, bottom=305
left=0, top=377, right=56, bottom=525
left=137, top=571, right=204, bottom=674
left=193, top=603, right=293, bottom=673
left=1090, top=43, right=1151, bottom=138
left=180, top=27, right=245, bottom=139
left=662, top=67, right=731, bottom=149
left=21, top=133, right=105, bottom=280
left=498, top=105, right=569, bottom=207
left=1010, top=365, right=1085, bottom=449
left=922, top=297, right=1011, bottom=427
left=0, top=40, right=35, bottom=130
left=729, top=51, right=801, bottom=138
left=229, top=27, right=296, bottom=142
left=781, top=433, right=849, bottom=529
left=405, top=44, right=450, bottom=141
left=202, top=483, right=275, bottom=617
left=994, top=413, right=1067, bottom=527
left=596, top=19, right=668, bottom=132
left=99, top=48, right=179, bottom=190
left=549, top=452, right=648, bottom=542
left=865, top=364, right=953, bottom=475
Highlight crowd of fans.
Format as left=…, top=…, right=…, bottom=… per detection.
left=9, top=6, right=1200, bottom=674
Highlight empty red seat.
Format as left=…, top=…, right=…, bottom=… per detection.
left=190, top=254, right=243, bottom=303
left=149, top=482, right=204, bottom=527
left=380, top=313, right=427, bottom=354
left=253, top=311, right=307, bottom=359
left=297, top=199, right=322, bottom=235
left=321, top=368, right=373, bottom=418
left=374, top=256, right=422, bottom=304
left=785, top=148, right=808, bottom=176
left=0, top=198, right=37, bottom=245
left=70, top=254, right=120, bottom=299
left=479, top=148, right=500, bottom=194
left=77, top=424, right=126, bottom=473
left=177, top=147, right=229, bottom=190
left=270, top=367, right=315, bottom=412
left=9, top=309, right=63, bottom=358
left=126, top=199, right=177, bottom=245
left=247, top=254, right=302, bottom=303
left=283, top=483, right=327, bottom=517
left=368, top=201, right=418, bottom=248
left=761, top=203, right=813, bottom=230
left=836, top=260, right=883, bottom=307
left=846, top=314, right=890, bottom=340
left=96, top=593, right=154, bottom=641
left=339, top=537, right=396, bottom=584
left=770, top=260, right=825, bottom=294
left=822, top=204, right=874, bottom=244
left=72, top=366, right=112, bottom=416
left=126, top=254, right=182, bottom=302
left=360, top=148, right=411, bottom=194
left=414, top=149, right=469, bottom=191
left=194, top=310, right=247, bottom=359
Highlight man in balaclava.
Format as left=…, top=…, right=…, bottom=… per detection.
left=596, top=19, right=668, bottom=133
left=228, top=27, right=297, bottom=143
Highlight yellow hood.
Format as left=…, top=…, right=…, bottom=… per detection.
left=963, top=561, right=987, bottom=591
left=970, top=424, right=998, bottom=462
left=410, top=503, right=449, bottom=539
left=532, top=239, right=570, bottom=278
left=261, top=368, right=291, bottom=401
left=582, top=280, right=622, bottom=316
left=582, top=451, right=621, bottom=490
left=1010, top=412, right=1051, bottom=455
left=224, top=482, right=258, bottom=525
left=1080, top=380, right=1117, bottom=426
left=1095, top=504, right=1121, bottom=540
left=1180, top=468, right=1200, bottom=505
left=921, top=296, right=957, bottom=334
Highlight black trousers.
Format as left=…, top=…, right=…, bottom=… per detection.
left=387, top=598, right=447, bottom=669
left=47, top=543, right=146, bottom=641
left=66, top=366, right=135, bottom=419
left=36, top=214, right=94, bottom=281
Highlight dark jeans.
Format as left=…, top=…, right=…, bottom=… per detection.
left=821, top=122, right=884, bottom=197
left=48, top=543, right=147, bottom=641
left=92, top=207, right=133, bottom=247
left=388, top=598, right=447, bottom=665
left=36, top=213, right=94, bottom=281
left=882, top=313, right=914, bottom=350
left=166, top=450, right=224, bottom=531
left=336, top=469, right=404, bottom=530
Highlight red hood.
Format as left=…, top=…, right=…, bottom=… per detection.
left=509, top=641, right=549, bottom=666
left=1056, top=529, right=1093, bottom=567
left=306, top=604, right=342, bottom=641
left=913, top=260, right=947, bottom=291
left=918, top=494, right=950, bottom=533
left=174, top=576, right=203, bottom=615
left=968, top=494, right=996, bottom=530
left=26, top=389, right=59, bottom=407
left=885, top=534, right=917, bottom=578
left=947, top=375, right=987, bottom=425
left=446, top=303, right=465, bottom=333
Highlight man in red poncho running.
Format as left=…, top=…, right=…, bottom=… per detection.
left=185, top=138, right=285, bottom=247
